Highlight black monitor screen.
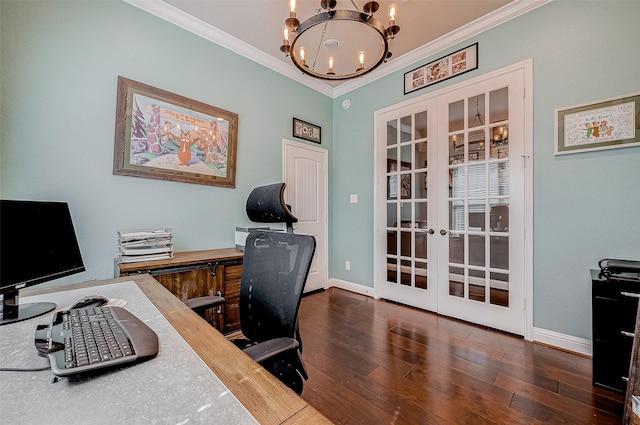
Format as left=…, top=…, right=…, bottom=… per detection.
left=1, top=200, right=85, bottom=324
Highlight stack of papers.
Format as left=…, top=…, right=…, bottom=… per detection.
left=117, top=229, right=174, bottom=263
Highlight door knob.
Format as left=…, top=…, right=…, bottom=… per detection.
left=440, top=229, right=449, bottom=235
left=427, top=228, right=435, bottom=234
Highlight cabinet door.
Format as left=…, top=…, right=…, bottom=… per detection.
left=221, top=264, right=242, bottom=333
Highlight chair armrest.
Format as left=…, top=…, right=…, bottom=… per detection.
left=242, top=337, right=299, bottom=364
left=184, top=296, right=225, bottom=311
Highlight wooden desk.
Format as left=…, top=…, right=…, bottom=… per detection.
left=21, top=275, right=330, bottom=425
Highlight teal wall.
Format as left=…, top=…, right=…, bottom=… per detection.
left=2, top=0, right=639, bottom=342
left=331, top=1, right=640, bottom=340
left=0, top=1, right=332, bottom=285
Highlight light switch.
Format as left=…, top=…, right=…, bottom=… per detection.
left=350, top=194, right=358, bottom=203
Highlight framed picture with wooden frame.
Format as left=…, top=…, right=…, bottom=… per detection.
left=113, top=76, right=239, bottom=187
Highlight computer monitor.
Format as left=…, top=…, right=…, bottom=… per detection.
left=0, top=200, right=85, bottom=325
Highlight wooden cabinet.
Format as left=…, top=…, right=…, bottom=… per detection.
left=116, top=248, right=243, bottom=334
left=592, top=269, right=640, bottom=394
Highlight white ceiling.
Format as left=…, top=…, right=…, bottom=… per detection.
left=124, top=0, right=547, bottom=97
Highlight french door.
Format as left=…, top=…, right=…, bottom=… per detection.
left=376, top=99, right=439, bottom=312
left=375, top=64, right=531, bottom=336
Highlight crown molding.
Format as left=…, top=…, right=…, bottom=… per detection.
left=122, top=0, right=334, bottom=97
left=332, top=0, right=550, bottom=97
left=123, top=0, right=549, bottom=99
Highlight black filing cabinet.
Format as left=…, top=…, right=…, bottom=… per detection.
left=592, top=269, right=640, bottom=394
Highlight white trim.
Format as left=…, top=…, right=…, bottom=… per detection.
left=533, top=327, right=592, bottom=357
left=122, top=0, right=549, bottom=98
left=523, top=60, right=534, bottom=342
left=328, top=278, right=378, bottom=298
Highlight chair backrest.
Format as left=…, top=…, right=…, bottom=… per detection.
left=239, top=230, right=316, bottom=343
left=245, top=182, right=297, bottom=232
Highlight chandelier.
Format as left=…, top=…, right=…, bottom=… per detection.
left=280, top=0, right=400, bottom=80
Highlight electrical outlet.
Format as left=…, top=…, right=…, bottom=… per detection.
left=345, top=261, right=351, bottom=271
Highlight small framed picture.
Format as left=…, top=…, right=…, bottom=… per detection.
left=404, top=43, right=478, bottom=95
left=293, top=118, right=321, bottom=144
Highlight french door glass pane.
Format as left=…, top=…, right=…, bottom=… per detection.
left=387, top=231, right=397, bottom=255
left=468, top=235, right=485, bottom=267
left=415, top=233, right=427, bottom=259
left=401, top=231, right=411, bottom=257
left=387, top=257, right=397, bottom=283
left=469, top=269, right=486, bottom=302
left=415, top=202, right=427, bottom=228
left=400, top=259, right=411, bottom=285
left=415, top=171, right=428, bottom=199
left=387, top=203, right=397, bottom=227
left=400, top=116, right=412, bottom=143
left=449, top=101, right=464, bottom=132
left=415, top=142, right=428, bottom=168
left=489, top=87, right=508, bottom=122
left=449, top=266, right=464, bottom=298
left=401, top=145, right=412, bottom=169
left=415, top=111, right=428, bottom=139
left=387, top=120, right=397, bottom=145
left=468, top=94, right=485, bottom=128
left=415, top=262, right=428, bottom=289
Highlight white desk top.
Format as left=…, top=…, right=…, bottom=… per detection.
left=0, top=280, right=258, bottom=425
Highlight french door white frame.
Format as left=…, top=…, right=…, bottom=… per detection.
left=373, top=60, right=534, bottom=340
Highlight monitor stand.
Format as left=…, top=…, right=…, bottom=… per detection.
left=0, top=291, right=56, bottom=326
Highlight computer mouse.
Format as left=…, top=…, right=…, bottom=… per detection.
left=70, top=295, right=109, bottom=309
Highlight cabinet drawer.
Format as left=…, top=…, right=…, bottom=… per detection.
left=593, top=338, right=634, bottom=393
left=593, top=294, right=639, bottom=336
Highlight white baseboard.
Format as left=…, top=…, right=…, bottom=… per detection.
left=327, top=278, right=378, bottom=298
left=532, top=327, right=592, bottom=357
left=326, top=279, right=592, bottom=357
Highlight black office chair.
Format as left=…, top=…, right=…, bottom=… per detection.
left=187, top=183, right=315, bottom=394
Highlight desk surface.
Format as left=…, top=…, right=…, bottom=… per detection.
left=1, top=275, right=330, bottom=425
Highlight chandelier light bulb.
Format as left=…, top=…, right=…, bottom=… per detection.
left=289, top=0, right=296, bottom=15
left=327, top=56, right=335, bottom=75
left=299, top=46, right=306, bottom=66
left=357, top=51, right=366, bottom=71
left=388, top=4, right=397, bottom=25
left=280, top=25, right=291, bottom=54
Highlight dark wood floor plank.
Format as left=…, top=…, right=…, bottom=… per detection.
left=303, top=362, right=395, bottom=425
left=298, top=288, right=624, bottom=424
left=496, top=372, right=621, bottom=424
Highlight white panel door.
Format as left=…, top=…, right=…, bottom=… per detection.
left=283, top=140, right=328, bottom=293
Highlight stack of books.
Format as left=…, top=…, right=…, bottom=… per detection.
left=117, top=229, right=174, bottom=263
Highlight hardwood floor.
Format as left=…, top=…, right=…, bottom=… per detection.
left=298, top=288, right=624, bottom=425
